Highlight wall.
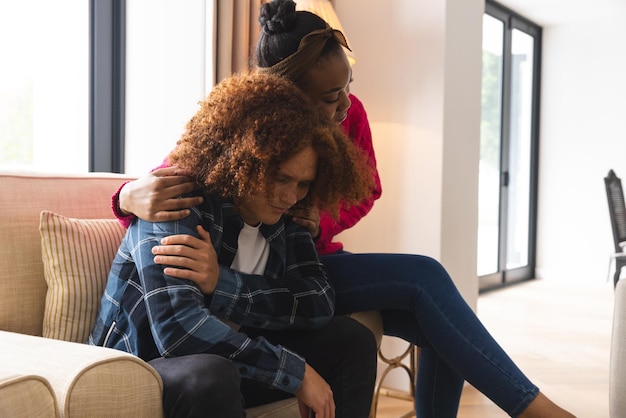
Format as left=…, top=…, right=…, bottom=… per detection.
left=536, top=15, right=626, bottom=283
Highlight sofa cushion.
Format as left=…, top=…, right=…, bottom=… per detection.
left=40, top=211, right=125, bottom=343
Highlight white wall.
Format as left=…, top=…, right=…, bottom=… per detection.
left=334, top=0, right=483, bottom=305
left=536, top=16, right=626, bottom=283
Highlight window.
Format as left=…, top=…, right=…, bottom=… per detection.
left=0, top=1, right=89, bottom=172
left=477, top=1, right=542, bottom=291
left=0, top=1, right=214, bottom=175
left=124, top=0, right=214, bottom=176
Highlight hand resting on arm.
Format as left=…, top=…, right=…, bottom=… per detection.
left=151, top=225, right=219, bottom=294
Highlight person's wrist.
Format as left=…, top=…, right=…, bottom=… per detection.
left=117, top=183, right=133, bottom=216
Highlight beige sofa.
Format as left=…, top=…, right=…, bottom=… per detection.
left=0, top=170, right=382, bottom=417
left=611, top=278, right=626, bottom=417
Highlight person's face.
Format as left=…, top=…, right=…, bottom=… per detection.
left=236, top=146, right=318, bottom=226
left=300, top=50, right=352, bottom=124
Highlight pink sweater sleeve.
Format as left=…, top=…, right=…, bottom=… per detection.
left=315, top=94, right=382, bottom=255
left=111, top=156, right=172, bottom=228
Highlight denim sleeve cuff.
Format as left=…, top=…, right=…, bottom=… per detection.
left=272, top=347, right=306, bottom=393
left=233, top=344, right=306, bottom=393
left=208, top=267, right=242, bottom=319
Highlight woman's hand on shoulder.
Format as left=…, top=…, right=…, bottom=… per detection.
left=289, top=206, right=321, bottom=238
left=152, top=225, right=219, bottom=294
left=119, top=166, right=203, bottom=222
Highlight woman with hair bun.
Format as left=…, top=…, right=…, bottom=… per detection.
left=112, top=1, right=574, bottom=417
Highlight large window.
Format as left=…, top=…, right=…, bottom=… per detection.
left=0, top=1, right=214, bottom=175
left=125, top=0, right=213, bottom=176
left=0, top=1, right=89, bottom=172
left=92, top=0, right=216, bottom=174
left=477, top=1, right=542, bottom=291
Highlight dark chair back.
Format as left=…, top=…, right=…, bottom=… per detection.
left=605, top=170, right=626, bottom=253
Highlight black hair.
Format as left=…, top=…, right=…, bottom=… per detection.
left=256, top=0, right=342, bottom=68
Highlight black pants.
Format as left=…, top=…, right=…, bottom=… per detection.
left=149, top=353, right=245, bottom=418
left=149, top=316, right=377, bottom=418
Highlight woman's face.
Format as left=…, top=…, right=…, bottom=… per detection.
left=300, top=50, right=352, bottom=124
left=236, top=146, right=318, bottom=226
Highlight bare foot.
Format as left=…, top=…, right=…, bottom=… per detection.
left=518, top=392, right=576, bottom=418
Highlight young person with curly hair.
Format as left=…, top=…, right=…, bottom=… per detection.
left=112, top=3, right=381, bottom=257
left=110, top=1, right=575, bottom=417
left=89, top=72, right=377, bottom=418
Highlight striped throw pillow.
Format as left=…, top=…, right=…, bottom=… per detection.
left=39, top=211, right=125, bottom=343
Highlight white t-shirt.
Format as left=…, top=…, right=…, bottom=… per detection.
left=230, top=223, right=270, bottom=275
left=225, top=223, right=270, bottom=330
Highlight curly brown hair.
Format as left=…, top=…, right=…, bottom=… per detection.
left=168, top=72, right=373, bottom=218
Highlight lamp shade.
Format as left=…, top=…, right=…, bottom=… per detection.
left=295, top=0, right=356, bottom=65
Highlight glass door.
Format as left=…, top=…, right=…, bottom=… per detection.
left=478, top=3, right=541, bottom=291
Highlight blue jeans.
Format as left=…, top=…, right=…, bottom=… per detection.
left=320, top=252, right=540, bottom=418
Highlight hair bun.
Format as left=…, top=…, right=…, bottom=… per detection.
left=259, top=0, right=297, bottom=34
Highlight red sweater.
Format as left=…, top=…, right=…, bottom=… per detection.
left=315, top=94, right=381, bottom=254
left=112, top=93, right=382, bottom=255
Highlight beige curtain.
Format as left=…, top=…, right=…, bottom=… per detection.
left=214, top=0, right=268, bottom=83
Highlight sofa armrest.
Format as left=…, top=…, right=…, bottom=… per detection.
left=0, top=331, right=163, bottom=418
left=0, top=373, right=59, bottom=418
left=611, top=279, right=626, bottom=418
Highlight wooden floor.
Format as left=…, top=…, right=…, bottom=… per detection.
left=373, top=278, right=614, bottom=418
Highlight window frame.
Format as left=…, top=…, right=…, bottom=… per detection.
left=89, top=0, right=126, bottom=173
left=480, top=1, right=543, bottom=292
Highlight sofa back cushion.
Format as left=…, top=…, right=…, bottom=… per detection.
left=0, top=171, right=134, bottom=336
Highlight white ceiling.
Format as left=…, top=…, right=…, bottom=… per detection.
left=496, top=0, right=626, bottom=26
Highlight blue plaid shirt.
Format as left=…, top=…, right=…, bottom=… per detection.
left=88, top=191, right=335, bottom=393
